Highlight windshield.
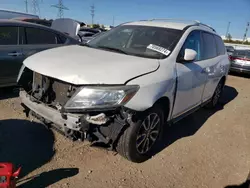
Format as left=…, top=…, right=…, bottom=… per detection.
left=87, top=25, right=182, bottom=59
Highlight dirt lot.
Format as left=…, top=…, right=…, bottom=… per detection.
left=0, top=75, right=249, bottom=188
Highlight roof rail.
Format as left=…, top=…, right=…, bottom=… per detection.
left=140, top=18, right=216, bottom=32
left=148, top=18, right=199, bottom=24
left=195, top=21, right=216, bottom=32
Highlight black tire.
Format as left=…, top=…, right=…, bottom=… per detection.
left=116, top=104, right=164, bottom=163
left=205, top=80, right=224, bottom=109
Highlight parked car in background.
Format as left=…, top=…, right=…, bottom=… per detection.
left=81, top=32, right=105, bottom=43
left=18, top=19, right=229, bottom=163
left=0, top=19, right=79, bottom=88
left=79, top=27, right=101, bottom=34
left=229, top=49, right=250, bottom=74
left=226, top=45, right=234, bottom=56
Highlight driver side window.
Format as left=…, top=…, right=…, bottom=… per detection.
left=180, top=30, right=202, bottom=61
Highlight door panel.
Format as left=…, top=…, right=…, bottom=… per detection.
left=172, top=62, right=207, bottom=118
left=200, top=32, right=222, bottom=101
left=172, top=30, right=208, bottom=118
left=0, top=45, right=24, bottom=86
left=0, top=26, right=25, bottom=86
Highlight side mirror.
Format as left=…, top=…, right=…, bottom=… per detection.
left=183, top=49, right=197, bottom=62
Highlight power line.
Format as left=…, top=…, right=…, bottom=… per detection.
left=32, top=0, right=40, bottom=15
left=24, top=0, right=28, bottom=13
left=90, top=4, right=95, bottom=25
left=51, top=0, right=69, bottom=18
left=242, top=22, right=250, bottom=44
left=225, top=21, right=231, bottom=39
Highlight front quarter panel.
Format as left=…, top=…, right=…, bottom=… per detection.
left=125, top=58, right=176, bottom=120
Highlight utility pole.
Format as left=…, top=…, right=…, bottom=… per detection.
left=52, top=0, right=69, bottom=18
left=24, top=0, right=28, bottom=13
left=90, top=4, right=95, bottom=25
left=32, top=0, right=40, bottom=15
left=242, top=22, right=250, bottom=44
left=225, top=21, right=231, bottom=39
left=112, top=16, right=115, bottom=26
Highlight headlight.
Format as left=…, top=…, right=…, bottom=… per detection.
left=64, top=85, right=139, bottom=110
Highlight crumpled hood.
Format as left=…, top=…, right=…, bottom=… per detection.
left=23, top=45, right=159, bottom=85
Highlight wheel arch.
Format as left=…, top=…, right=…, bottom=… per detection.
left=153, top=96, right=171, bottom=123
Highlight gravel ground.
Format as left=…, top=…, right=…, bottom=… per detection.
left=0, top=75, right=249, bottom=188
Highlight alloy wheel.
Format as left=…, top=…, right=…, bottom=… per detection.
left=136, top=113, right=161, bottom=154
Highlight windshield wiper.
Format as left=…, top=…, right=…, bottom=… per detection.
left=96, top=45, right=128, bottom=55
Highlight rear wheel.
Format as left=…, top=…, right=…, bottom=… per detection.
left=205, top=80, right=224, bottom=109
left=116, top=105, right=164, bottom=163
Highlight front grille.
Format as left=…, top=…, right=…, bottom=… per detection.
left=32, top=72, right=78, bottom=107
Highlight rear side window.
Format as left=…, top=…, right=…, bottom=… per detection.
left=202, top=32, right=217, bottom=59
left=0, top=27, right=18, bottom=45
left=25, top=27, right=58, bottom=44
left=215, top=35, right=226, bottom=55
left=234, top=50, right=250, bottom=58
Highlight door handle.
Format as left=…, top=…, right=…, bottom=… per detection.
left=8, top=52, right=23, bottom=57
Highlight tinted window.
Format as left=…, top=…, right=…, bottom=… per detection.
left=57, top=34, right=67, bottom=44
left=26, top=27, right=58, bottom=44
left=215, top=35, right=225, bottom=55
left=0, top=27, right=18, bottom=45
left=83, top=33, right=95, bottom=37
left=202, top=32, right=217, bottom=59
left=180, top=30, right=202, bottom=61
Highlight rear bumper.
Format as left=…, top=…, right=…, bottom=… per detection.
left=20, top=90, right=81, bottom=131
left=230, top=64, right=250, bottom=74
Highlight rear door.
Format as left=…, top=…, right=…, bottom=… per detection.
left=20, top=27, right=66, bottom=60
left=200, top=32, right=224, bottom=102
left=0, top=26, right=25, bottom=86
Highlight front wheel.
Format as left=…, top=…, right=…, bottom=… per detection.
left=116, top=105, right=164, bottom=163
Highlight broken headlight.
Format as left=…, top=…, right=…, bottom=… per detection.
left=64, top=85, right=139, bottom=110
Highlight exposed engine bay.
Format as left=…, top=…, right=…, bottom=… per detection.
left=19, top=68, right=135, bottom=149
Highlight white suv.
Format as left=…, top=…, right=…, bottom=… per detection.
left=18, top=19, right=230, bottom=163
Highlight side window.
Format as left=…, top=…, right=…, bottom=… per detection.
left=202, top=32, right=217, bottom=59
left=25, top=27, right=58, bottom=44
left=180, top=30, right=202, bottom=61
left=215, top=35, right=226, bottom=56
left=57, top=34, right=67, bottom=44
left=0, top=26, right=18, bottom=45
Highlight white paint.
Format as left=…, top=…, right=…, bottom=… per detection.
left=184, top=49, right=197, bottom=61
left=23, top=45, right=159, bottom=85
left=51, top=18, right=80, bottom=37
left=22, top=21, right=229, bottom=121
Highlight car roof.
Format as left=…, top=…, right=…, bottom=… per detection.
left=123, top=20, right=216, bottom=33
left=124, top=21, right=189, bottom=30
left=0, top=19, right=79, bottom=41
left=0, top=19, right=47, bottom=27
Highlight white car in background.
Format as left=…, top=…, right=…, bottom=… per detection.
left=18, top=19, right=230, bottom=163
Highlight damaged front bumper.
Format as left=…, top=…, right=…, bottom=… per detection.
left=20, top=90, right=130, bottom=146
left=20, top=90, right=82, bottom=130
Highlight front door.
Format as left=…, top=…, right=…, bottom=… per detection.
left=172, top=30, right=208, bottom=119
left=0, top=26, right=25, bottom=86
